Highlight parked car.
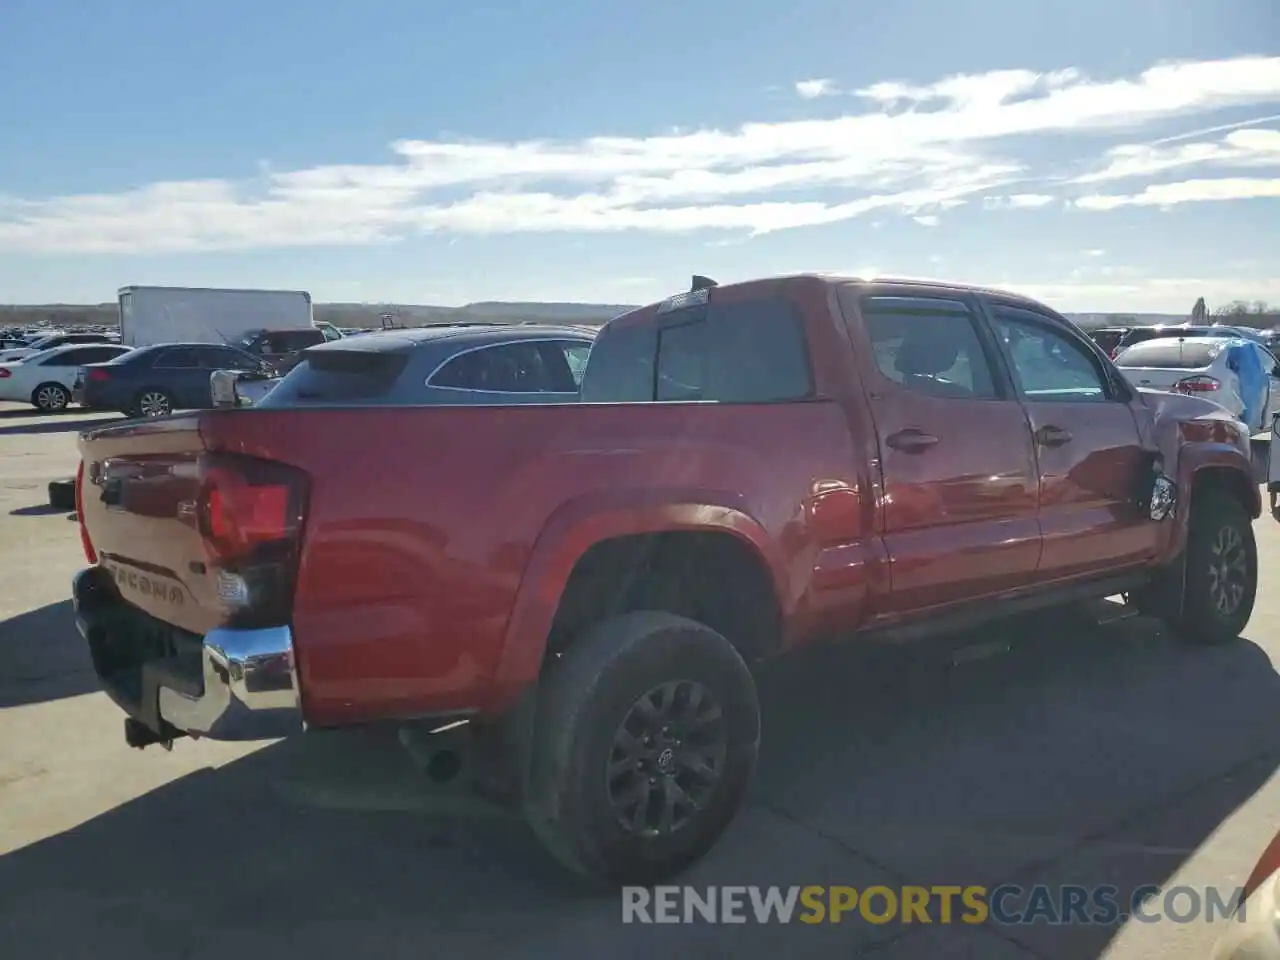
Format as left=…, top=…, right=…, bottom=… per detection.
left=1087, top=326, right=1131, bottom=357
left=212, top=324, right=594, bottom=409
left=236, top=325, right=341, bottom=375
left=0, top=343, right=133, bottom=411
left=70, top=274, right=1259, bottom=886
left=75, top=342, right=272, bottom=417
left=0, top=331, right=115, bottom=363
left=1112, top=324, right=1269, bottom=357
left=1114, top=337, right=1280, bottom=433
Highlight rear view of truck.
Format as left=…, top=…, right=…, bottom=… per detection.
left=73, top=415, right=309, bottom=746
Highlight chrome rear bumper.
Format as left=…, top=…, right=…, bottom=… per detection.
left=73, top=566, right=303, bottom=742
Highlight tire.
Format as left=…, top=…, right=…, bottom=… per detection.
left=524, top=610, right=760, bottom=887
left=132, top=389, right=173, bottom=418
left=1161, top=490, right=1257, bottom=645
left=48, top=477, right=76, bottom=511
left=31, top=382, right=70, bottom=412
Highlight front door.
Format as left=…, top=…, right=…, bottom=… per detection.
left=985, top=302, right=1158, bottom=581
left=854, top=293, right=1042, bottom=616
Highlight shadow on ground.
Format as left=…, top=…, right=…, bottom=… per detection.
left=10, top=504, right=69, bottom=517
left=0, top=600, right=100, bottom=708
left=0, top=608, right=1277, bottom=959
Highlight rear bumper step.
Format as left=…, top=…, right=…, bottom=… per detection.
left=72, top=566, right=303, bottom=742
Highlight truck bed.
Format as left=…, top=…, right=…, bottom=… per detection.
left=77, top=401, right=865, bottom=725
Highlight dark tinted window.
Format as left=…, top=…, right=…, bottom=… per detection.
left=579, top=323, right=657, bottom=402
left=259, top=350, right=410, bottom=405
left=154, top=347, right=198, bottom=368
left=430, top=341, right=576, bottom=393
left=40, top=348, right=92, bottom=366
left=656, top=320, right=707, bottom=400
left=991, top=308, right=1109, bottom=401
left=862, top=297, right=998, bottom=399
left=194, top=346, right=259, bottom=370
left=78, top=346, right=127, bottom=364
left=580, top=297, right=812, bottom=403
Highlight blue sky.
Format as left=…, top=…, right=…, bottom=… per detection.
left=1, top=0, right=1277, bottom=311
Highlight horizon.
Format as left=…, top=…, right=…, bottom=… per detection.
left=2, top=1, right=1277, bottom=312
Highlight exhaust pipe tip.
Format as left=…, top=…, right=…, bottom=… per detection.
left=426, top=749, right=462, bottom=783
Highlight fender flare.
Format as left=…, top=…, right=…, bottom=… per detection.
left=486, top=488, right=787, bottom=710
left=1157, top=441, right=1260, bottom=566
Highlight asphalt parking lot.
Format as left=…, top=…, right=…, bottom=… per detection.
left=1, top=404, right=1278, bottom=959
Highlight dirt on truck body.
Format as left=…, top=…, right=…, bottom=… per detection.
left=72, top=273, right=1260, bottom=885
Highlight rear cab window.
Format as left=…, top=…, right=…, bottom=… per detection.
left=580, top=293, right=813, bottom=403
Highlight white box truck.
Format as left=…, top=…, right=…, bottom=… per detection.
left=116, top=286, right=318, bottom=348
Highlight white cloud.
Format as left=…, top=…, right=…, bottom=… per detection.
left=912, top=215, right=940, bottom=226
left=795, top=78, right=837, bottom=99
left=983, top=193, right=1056, bottom=209
left=1075, top=126, right=1280, bottom=183
left=3, top=55, right=1280, bottom=253
left=1075, top=176, right=1280, bottom=210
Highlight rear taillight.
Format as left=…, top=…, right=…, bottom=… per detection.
left=75, top=460, right=96, bottom=564
left=195, top=453, right=308, bottom=628
left=88, top=369, right=110, bottom=382
left=0, top=369, right=10, bottom=379
left=1174, top=375, right=1220, bottom=393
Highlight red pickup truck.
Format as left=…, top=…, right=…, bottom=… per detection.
left=71, top=274, right=1260, bottom=886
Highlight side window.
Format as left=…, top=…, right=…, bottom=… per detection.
left=430, top=342, right=559, bottom=393
left=155, top=348, right=197, bottom=368
left=558, top=341, right=592, bottom=387
left=991, top=308, right=1109, bottom=402
left=41, top=349, right=86, bottom=366
left=862, top=297, right=998, bottom=399
left=79, top=347, right=125, bottom=363
left=286, top=330, right=324, bottom=351
left=656, top=320, right=707, bottom=401
left=196, top=347, right=252, bottom=370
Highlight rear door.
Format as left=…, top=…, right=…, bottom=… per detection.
left=151, top=347, right=208, bottom=408
left=852, top=293, right=1041, bottom=614
left=984, top=301, right=1157, bottom=580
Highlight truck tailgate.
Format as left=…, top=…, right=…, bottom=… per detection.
left=79, top=415, right=224, bottom=637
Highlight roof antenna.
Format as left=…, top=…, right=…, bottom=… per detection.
left=691, top=275, right=718, bottom=292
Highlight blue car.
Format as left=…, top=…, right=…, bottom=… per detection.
left=255, top=323, right=595, bottom=408
left=75, top=342, right=273, bottom=417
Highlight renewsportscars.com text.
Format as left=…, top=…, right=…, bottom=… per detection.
left=622, top=884, right=1245, bottom=926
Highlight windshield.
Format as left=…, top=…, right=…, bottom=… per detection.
left=1115, top=340, right=1222, bottom=368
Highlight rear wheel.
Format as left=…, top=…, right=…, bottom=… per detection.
left=32, top=383, right=70, bottom=412
left=133, top=389, right=173, bottom=418
left=525, top=611, right=760, bottom=887
left=1160, top=491, right=1256, bottom=644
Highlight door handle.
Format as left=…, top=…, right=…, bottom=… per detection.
left=1035, top=425, right=1073, bottom=447
left=885, top=429, right=939, bottom=453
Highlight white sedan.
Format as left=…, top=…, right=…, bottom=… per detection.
left=0, top=342, right=133, bottom=411
left=1114, top=337, right=1280, bottom=434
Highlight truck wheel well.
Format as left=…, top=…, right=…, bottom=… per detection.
left=1191, top=466, right=1256, bottom=518
left=546, top=532, right=782, bottom=663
